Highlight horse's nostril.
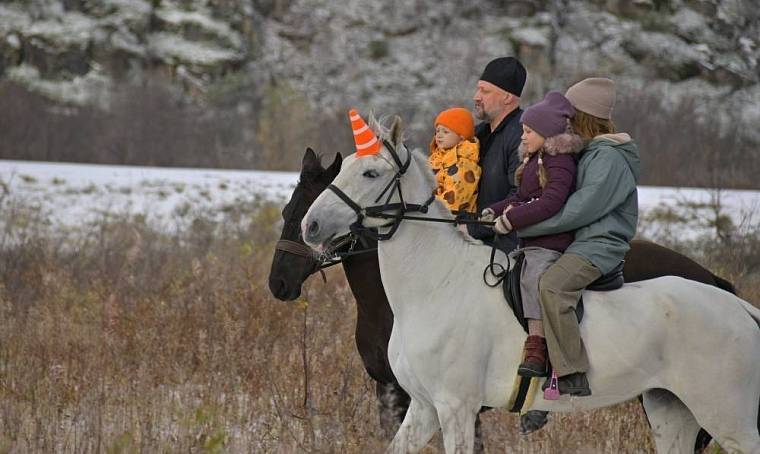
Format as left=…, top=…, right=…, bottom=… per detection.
left=269, top=277, right=287, bottom=299
left=308, top=220, right=319, bottom=236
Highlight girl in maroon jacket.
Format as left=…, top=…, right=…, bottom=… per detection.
left=480, top=91, right=583, bottom=378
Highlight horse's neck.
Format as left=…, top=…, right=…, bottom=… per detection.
left=376, top=200, right=485, bottom=313
left=342, top=249, right=392, bottom=317
left=369, top=151, right=525, bottom=353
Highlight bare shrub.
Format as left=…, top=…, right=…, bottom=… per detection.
left=3, top=190, right=756, bottom=452
left=0, top=79, right=352, bottom=172
left=615, top=92, right=756, bottom=189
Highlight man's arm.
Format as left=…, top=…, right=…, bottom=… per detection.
left=518, top=151, right=636, bottom=238
left=504, top=133, right=521, bottom=198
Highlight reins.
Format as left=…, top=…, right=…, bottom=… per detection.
left=282, top=137, right=498, bottom=284
left=327, top=139, right=495, bottom=242
left=483, top=245, right=511, bottom=288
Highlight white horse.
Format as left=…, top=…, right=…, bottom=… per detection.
left=301, top=116, right=760, bottom=454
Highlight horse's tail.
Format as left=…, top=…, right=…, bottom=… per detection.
left=712, top=274, right=737, bottom=295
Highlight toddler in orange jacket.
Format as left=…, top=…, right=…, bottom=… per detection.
left=429, top=107, right=481, bottom=216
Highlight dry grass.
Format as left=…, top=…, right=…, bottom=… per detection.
left=0, top=196, right=757, bottom=453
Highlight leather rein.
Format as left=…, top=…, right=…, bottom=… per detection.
left=326, top=139, right=495, bottom=242
left=276, top=138, right=497, bottom=282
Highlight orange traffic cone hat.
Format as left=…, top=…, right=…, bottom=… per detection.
left=349, top=108, right=381, bottom=156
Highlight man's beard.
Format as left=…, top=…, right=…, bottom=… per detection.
left=474, top=103, right=488, bottom=121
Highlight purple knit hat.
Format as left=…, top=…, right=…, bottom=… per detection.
left=520, top=91, right=575, bottom=138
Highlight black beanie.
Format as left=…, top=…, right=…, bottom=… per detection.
left=479, top=57, right=527, bottom=97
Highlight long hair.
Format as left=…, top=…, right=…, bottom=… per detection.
left=514, top=148, right=549, bottom=189
left=570, top=110, right=616, bottom=140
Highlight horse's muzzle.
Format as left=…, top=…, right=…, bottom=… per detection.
left=268, top=275, right=301, bottom=301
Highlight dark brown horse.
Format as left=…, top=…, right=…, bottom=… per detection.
left=268, top=148, right=733, bottom=451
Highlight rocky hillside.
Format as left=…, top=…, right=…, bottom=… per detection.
left=1, top=0, right=759, bottom=169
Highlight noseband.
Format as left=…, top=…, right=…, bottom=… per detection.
left=327, top=139, right=436, bottom=241
left=275, top=233, right=375, bottom=282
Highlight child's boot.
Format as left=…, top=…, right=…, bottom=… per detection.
left=518, top=335, right=548, bottom=377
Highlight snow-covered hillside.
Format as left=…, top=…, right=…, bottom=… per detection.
left=1, top=0, right=758, bottom=143
left=1, top=160, right=758, bottom=241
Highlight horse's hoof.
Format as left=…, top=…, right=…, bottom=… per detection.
left=520, top=410, right=549, bottom=434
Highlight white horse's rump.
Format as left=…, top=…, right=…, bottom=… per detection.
left=302, top=117, right=760, bottom=454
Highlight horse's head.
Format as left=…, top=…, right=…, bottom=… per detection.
left=302, top=112, right=434, bottom=250
left=268, top=148, right=342, bottom=300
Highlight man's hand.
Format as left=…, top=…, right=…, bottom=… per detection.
left=479, top=208, right=496, bottom=222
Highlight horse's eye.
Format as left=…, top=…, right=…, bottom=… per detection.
left=363, top=170, right=379, bottom=178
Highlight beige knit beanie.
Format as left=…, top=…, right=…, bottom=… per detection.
left=565, top=78, right=616, bottom=120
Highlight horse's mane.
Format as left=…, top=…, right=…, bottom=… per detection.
left=368, top=112, right=406, bottom=144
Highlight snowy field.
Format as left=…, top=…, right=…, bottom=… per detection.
left=1, top=159, right=758, bottom=240
left=0, top=160, right=296, bottom=231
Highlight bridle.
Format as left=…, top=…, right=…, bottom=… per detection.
left=274, top=234, right=374, bottom=282
left=324, top=138, right=506, bottom=288
left=325, top=139, right=435, bottom=241
left=276, top=137, right=496, bottom=284
left=326, top=139, right=494, bottom=242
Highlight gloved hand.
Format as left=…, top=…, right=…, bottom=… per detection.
left=479, top=208, right=496, bottom=222
left=494, top=212, right=513, bottom=235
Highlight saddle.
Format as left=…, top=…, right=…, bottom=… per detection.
left=504, top=250, right=624, bottom=333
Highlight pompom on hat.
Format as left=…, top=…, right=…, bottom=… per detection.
left=435, top=107, right=475, bottom=140
left=348, top=108, right=381, bottom=156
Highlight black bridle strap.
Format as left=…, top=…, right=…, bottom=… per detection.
left=275, top=239, right=329, bottom=282
left=370, top=213, right=496, bottom=226
left=383, top=138, right=409, bottom=173
left=276, top=239, right=317, bottom=258
left=328, top=183, right=364, bottom=218
left=326, top=138, right=494, bottom=242
left=275, top=235, right=378, bottom=284
left=374, top=174, right=399, bottom=204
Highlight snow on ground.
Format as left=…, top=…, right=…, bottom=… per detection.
left=0, top=160, right=297, bottom=232
left=1, top=160, right=758, bottom=240
left=636, top=185, right=759, bottom=241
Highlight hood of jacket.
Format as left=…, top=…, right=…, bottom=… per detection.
left=589, top=133, right=640, bottom=182
left=518, top=131, right=584, bottom=160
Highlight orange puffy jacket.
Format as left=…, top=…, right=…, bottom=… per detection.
left=428, top=138, right=481, bottom=213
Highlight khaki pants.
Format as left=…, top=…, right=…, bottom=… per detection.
left=538, top=253, right=601, bottom=377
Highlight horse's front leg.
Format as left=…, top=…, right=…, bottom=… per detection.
left=376, top=381, right=412, bottom=439
left=437, top=399, right=480, bottom=454
left=386, top=398, right=439, bottom=454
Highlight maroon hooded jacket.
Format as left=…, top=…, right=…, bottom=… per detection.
left=488, top=131, right=584, bottom=252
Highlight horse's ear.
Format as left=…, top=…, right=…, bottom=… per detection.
left=326, top=153, right=342, bottom=177
left=390, top=115, right=403, bottom=145
left=302, top=147, right=321, bottom=175
left=367, top=111, right=380, bottom=135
